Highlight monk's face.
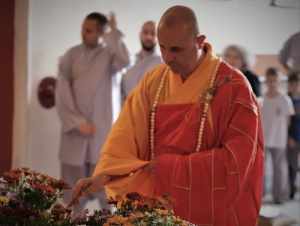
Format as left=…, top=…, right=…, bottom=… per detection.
left=140, top=22, right=156, bottom=52
left=158, top=25, right=203, bottom=76
left=81, top=19, right=103, bottom=48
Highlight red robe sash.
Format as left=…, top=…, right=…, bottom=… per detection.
left=153, top=62, right=264, bottom=226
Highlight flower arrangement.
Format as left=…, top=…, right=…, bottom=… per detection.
left=104, top=192, right=192, bottom=226
left=0, top=168, right=192, bottom=226
left=0, top=168, right=70, bottom=226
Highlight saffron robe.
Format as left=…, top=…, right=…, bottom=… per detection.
left=93, top=43, right=264, bottom=226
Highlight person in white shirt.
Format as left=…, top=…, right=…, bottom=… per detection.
left=121, top=20, right=162, bottom=104
left=261, top=67, right=295, bottom=204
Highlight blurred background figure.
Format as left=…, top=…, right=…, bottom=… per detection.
left=287, top=70, right=300, bottom=200
left=55, top=12, right=129, bottom=212
left=223, top=44, right=261, bottom=97
left=121, top=20, right=161, bottom=105
left=261, top=67, right=294, bottom=204
left=279, top=31, right=300, bottom=72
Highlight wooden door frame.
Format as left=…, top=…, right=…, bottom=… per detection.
left=0, top=0, right=15, bottom=174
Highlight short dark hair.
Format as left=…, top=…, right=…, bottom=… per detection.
left=288, top=70, right=300, bottom=83
left=85, top=12, right=108, bottom=27
left=265, top=67, right=278, bottom=77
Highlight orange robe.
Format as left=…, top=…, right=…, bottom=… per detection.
left=93, top=43, right=264, bottom=226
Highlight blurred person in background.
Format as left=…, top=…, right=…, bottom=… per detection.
left=56, top=12, right=129, bottom=212
left=261, top=67, right=294, bottom=204
left=121, top=20, right=161, bottom=105
left=287, top=70, right=300, bottom=199
left=279, top=31, right=300, bottom=72
left=223, top=44, right=261, bottom=97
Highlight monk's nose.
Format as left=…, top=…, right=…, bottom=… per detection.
left=163, top=51, right=175, bottom=64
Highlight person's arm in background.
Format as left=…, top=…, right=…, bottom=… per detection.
left=104, top=13, right=130, bottom=74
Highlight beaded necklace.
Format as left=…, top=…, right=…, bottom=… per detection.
left=149, top=61, right=220, bottom=159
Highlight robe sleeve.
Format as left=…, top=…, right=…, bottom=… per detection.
left=55, top=50, right=87, bottom=133
left=93, top=66, right=166, bottom=197
left=104, top=29, right=130, bottom=74
left=155, top=80, right=264, bottom=212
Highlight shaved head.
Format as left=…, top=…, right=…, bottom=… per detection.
left=140, top=20, right=157, bottom=52
left=158, top=5, right=199, bottom=37
left=142, top=20, right=155, bottom=30
left=157, top=6, right=205, bottom=78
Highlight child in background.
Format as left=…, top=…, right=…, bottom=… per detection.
left=261, top=67, right=295, bottom=204
left=287, top=71, right=300, bottom=199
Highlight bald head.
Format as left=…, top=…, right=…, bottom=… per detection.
left=158, top=5, right=199, bottom=36
left=157, top=6, right=205, bottom=78
left=142, top=20, right=155, bottom=31
left=140, top=20, right=157, bottom=52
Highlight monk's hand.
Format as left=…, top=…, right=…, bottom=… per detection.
left=79, top=122, right=96, bottom=136
left=143, top=160, right=156, bottom=174
left=68, top=175, right=109, bottom=207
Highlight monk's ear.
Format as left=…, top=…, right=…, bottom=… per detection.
left=196, top=35, right=206, bottom=49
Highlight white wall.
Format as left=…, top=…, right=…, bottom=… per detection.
left=22, top=0, right=300, bottom=178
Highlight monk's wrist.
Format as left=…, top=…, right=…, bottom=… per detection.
left=93, top=174, right=110, bottom=186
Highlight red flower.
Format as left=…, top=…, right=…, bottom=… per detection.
left=2, top=171, right=21, bottom=184
left=31, top=183, right=55, bottom=195
left=50, top=179, right=70, bottom=190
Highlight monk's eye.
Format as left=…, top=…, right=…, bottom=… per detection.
left=85, top=29, right=92, bottom=34
left=170, top=47, right=182, bottom=53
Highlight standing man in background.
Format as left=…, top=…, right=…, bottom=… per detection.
left=121, top=20, right=161, bottom=104
left=56, top=12, right=129, bottom=212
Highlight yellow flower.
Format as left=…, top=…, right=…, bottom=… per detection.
left=0, top=196, right=9, bottom=205
left=117, top=201, right=123, bottom=209
left=155, top=208, right=169, bottom=215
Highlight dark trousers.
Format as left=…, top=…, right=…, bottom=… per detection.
left=287, top=146, right=299, bottom=199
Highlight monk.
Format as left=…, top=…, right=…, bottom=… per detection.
left=72, top=5, right=264, bottom=225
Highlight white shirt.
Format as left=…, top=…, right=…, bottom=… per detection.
left=261, top=92, right=295, bottom=149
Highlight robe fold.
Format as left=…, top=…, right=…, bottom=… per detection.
left=93, top=43, right=264, bottom=225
